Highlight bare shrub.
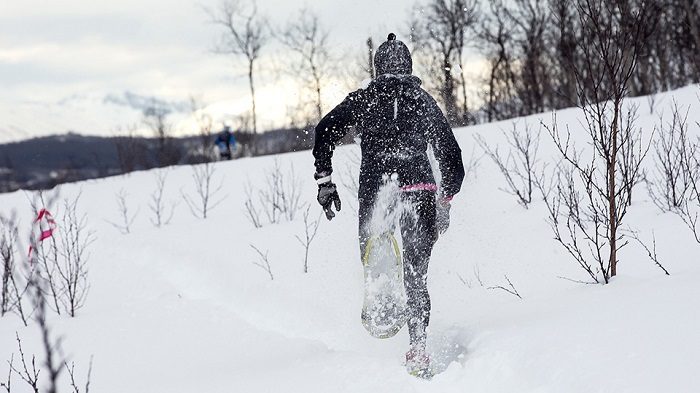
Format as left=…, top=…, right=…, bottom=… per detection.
left=627, top=230, right=669, bottom=276
left=645, top=96, right=700, bottom=245
left=648, top=101, right=693, bottom=212
left=54, top=196, right=94, bottom=317
left=487, top=275, right=522, bottom=299
left=295, top=207, right=321, bottom=273
left=1, top=214, right=26, bottom=322
left=243, top=160, right=304, bottom=227
left=3, top=192, right=93, bottom=392
left=149, top=169, right=177, bottom=227
left=462, top=146, right=483, bottom=183
left=617, top=105, right=649, bottom=207
left=106, top=189, right=138, bottom=235
left=8, top=333, right=40, bottom=392
left=243, top=182, right=263, bottom=228
left=5, top=282, right=93, bottom=393
left=475, top=121, right=541, bottom=208
left=182, top=162, right=226, bottom=219
left=32, top=195, right=94, bottom=317
left=250, top=244, right=273, bottom=280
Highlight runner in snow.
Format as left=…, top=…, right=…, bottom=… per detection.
left=312, top=33, right=464, bottom=376
left=214, top=126, right=237, bottom=160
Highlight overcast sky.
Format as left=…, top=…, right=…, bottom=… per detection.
left=0, top=0, right=419, bottom=135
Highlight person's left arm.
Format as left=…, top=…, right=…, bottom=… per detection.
left=424, top=96, right=464, bottom=200
left=423, top=94, right=464, bottom=234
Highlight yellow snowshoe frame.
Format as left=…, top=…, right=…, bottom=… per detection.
left=362, top=232, right=402, bottom=267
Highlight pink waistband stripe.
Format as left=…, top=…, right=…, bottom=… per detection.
left=400, top=183, right=438, bottom=192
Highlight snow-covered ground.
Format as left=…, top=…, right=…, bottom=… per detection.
left=1, top=86, right=700, bottom=392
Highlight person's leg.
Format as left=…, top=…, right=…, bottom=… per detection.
left=399, top=190, right=437, bottom=351
left=359, top=180, right=400, bottom=262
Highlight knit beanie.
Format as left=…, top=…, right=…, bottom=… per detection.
left=374, top=33, right=413, bottom=76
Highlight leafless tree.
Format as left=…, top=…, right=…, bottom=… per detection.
left=250, top=244, right=273, bottom=280
left=506, top=0, right=552, bottom=115
left=411, top=0, right=478, bottom=125
left=149, top=169, right=177, bottom=227
left=475, top=122, right=541, bottom=208
left=182, top=162, right=226, bottom=219
left=542, top=0, right=652, bottom=284
left=295, top=207, right=322, bottom=273
left=476, top=0, right=518, bottom=122
left=548, top=0, right=579, bottom=108
left=106, top=189, right=138, bottom=235
left=113, top=125, right=149, bottom=174
left=279, top=8, right=334, bottom=121
left=143, top=100, right=181, bottom=167
left=189, top=97, right=216, bottom=164
left=209, top=0, right=269, bottom=137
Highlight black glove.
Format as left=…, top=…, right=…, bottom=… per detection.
left=436, top=198, right=451, bottom=234
left=316, top=174, right=341, bottom=220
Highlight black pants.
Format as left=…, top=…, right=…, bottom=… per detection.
left=358, top=188, right=437, bottom=348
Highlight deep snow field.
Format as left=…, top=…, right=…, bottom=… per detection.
left=2, top=86, right=700, bottom=392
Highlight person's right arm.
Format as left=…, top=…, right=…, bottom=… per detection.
left=312, top=91, right=361, bottom=220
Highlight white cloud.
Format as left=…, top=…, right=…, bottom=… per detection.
left=0, top=0, right=425, bottom=139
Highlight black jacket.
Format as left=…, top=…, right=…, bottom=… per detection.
left=313, top=75, right=464, bottom=198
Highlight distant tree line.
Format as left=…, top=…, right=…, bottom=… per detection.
left=411, top=0, right=700, bottom=124
left=208, top=0, right=699, bottom=134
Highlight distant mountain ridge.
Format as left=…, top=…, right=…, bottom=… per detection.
left=0, top=127, right=317, bottom=193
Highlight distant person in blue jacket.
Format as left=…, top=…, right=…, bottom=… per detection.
left=214, top=126, right=237, bottom=160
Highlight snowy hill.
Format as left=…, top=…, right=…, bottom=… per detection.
left=1, top=86, right=700, bottom=392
